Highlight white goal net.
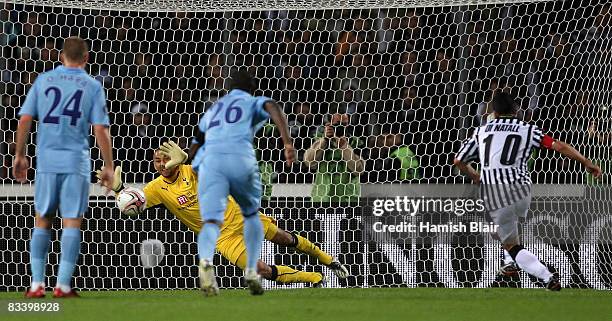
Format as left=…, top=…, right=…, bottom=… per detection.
left=1, top=0, right=611, bottom=290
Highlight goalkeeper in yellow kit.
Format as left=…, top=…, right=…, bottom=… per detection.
left=98, top=141, right=348, bottom=286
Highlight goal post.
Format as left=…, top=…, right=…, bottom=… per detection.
left=0, top=0, right=610, bottom=290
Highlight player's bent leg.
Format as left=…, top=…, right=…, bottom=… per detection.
left=199, top=256, right=219, bottom=297
left=255, top=260, right=324, bottom=285
left=54, top=217, right=82, bottom=298
left=227, top=161, right=265, bottom=295
left=270, top=228, right=349, bottom=279
left=243, top=212, right=264, bottom=295
left=492, top=199, right=557, bottom=290
left=27, top=173, right=59, bottom=298
left=197, top=159, right=229, bottom=264
left=504, top=243, right=559, bottom=291
left=497, top=247, right=521, bottom=277
left=270, top=264, right=324, bottom=286
left=198, top=220, right=222, bottom=264
left=495, top=232, right=520, bottom=276
left=272, top=229, right=331, bottom=263
left=197, top=165, right=230, bottom=297
left=489, top=201, right=527, bottom=280
left=26, top=215, right=53, bottom=298
left=53, top=174, right=88, bottom=298
left=225, top=235, right=322, bottom=286
left=198, top=220, right=223, bottom=297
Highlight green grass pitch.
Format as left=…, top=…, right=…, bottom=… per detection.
left=1, top=288, right=611, bottom=321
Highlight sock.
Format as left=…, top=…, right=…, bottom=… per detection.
left=503, top=249, right=514, bottom=265
left=273, top=265, right=323, bottom=284
left=56, top=283, right=71, bottom=293
left=510, top=246, right=553, bottom=282
left=30, top=281, right=44, bottom=290
left=243, top=213, right=263, bottom=271
left=292, top=234, right=333, bottom=266
left=198, top=224, right=220, bottom=262
left=30, top=228, right=51, bottom=285
left=57, top=228, right=81, bottom=287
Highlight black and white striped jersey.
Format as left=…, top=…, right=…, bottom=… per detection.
left=456, top=117, right=554, bottom=210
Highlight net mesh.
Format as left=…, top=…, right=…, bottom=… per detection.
left=1, top=0, right=611, bottom=290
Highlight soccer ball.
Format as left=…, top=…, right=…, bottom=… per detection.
left=140, top=239, right=165, bottom=268
left=116, top=187, right=146, bottom=216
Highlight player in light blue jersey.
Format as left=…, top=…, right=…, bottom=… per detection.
left=13, top=37, right=115, bottom=298
left=192, top=70, right=295, bottom=296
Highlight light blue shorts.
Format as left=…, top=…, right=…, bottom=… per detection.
left=34, top=173, right=89, bottom=218
left=198, top=153, right=262, bottom=223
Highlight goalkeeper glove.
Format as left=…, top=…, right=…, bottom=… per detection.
left=159, top=141, right=188, bottom=170
left=96, top=165, right=123, bottom=193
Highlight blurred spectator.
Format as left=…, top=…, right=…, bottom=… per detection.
left=335, top=18, right=369, bottom=66
left=204, top=54, right=227, bottom=99
left=94, top=65, right=112, bottom=87
left=288, top=102, right=320, bottom=153
left=0, top=134, right=16, bottom=180
left=255, top=123, right=279, bottom=199
left=586, top=109, right=611, bottom=185
left=475, top=79, right=500, bottom=125
left=22, top=12, right=44, bottom=38
left=284, top=102, right=322, bottom=183
left=40, top=38, right=59, bottom=71
left=0, top=4, right=18, bottom=46
left=400, top=51, right=422, bottom=86
left=426, top=48, right=457, bottom=108
left=130, top=103, right=151, bottom=137
left=363, top=130, right=420, bottom=183
left=335, top=79, right=363, bottom=116
left=1, top=3, right=607, bottom=186
left=278, top=64, right=306, bottom=103
left=134, top=52, right=153, bottom=77
left=115, top=103, right=159, bottom=182
left=304, top=113, right=365, bottom=203
left=119, top=77, right=137, bottom=102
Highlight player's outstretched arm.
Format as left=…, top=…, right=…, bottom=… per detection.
left=93, top=125, right=115, bottom=193
left=551, top=140, right=602, bottom=178
left=13, top=114, right=33, bottom=183
left=264, top=101, right=295, bottom=166
left=453, top=158, right=481, bottom=184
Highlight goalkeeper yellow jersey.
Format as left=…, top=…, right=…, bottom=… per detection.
left=142, top=164, right=242, bottom=233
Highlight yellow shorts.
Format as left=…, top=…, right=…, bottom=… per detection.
left=216, top=214, right=278, bottom=269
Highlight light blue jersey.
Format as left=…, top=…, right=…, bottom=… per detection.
left=195, top=87, right=274, bottom=276
left=197, top=89, right=270, bottom=158
left=196, top=89, right=271, bottom=219
left=19, top=66, right=110, bottom=177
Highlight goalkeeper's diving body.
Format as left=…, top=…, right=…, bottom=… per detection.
left=98, top=144, right=348, bottom=290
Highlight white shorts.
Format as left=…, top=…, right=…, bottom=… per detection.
left=488, top=195, right=531, bottom=244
